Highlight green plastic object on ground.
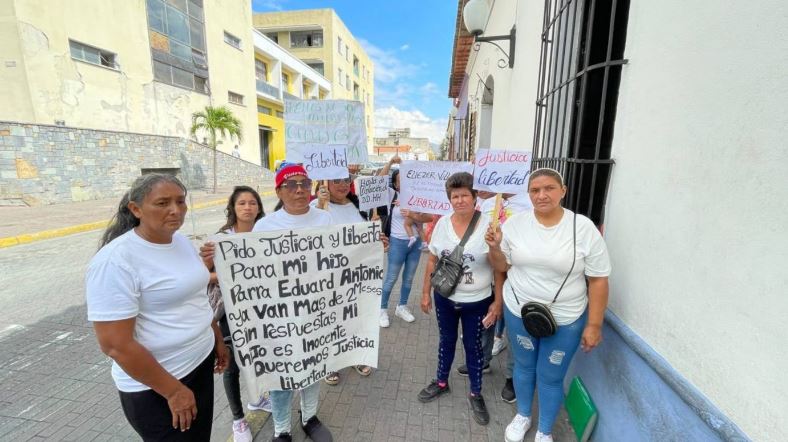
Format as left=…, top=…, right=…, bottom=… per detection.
left=565, top=376, right=598, bottom=442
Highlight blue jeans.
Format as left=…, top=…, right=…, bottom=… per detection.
left=434, top=293, right=493, bottom=395
left=505, top=305, right=587, bottom=434
left=269, top=382, right=320, bottom=436
left=381, top=237, right=422, bottom=308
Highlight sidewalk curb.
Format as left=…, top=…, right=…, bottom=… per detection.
left=0, top=190, right=276, bottom=249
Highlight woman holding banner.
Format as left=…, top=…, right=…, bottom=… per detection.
left=417, top=171, right=501, bottom=426
left=310, top=173, right=374, bottom=385
left=486, top=168, right=611, bottom=442
left=378, top=165, right=434, bottom=327
left=86, top=173, right=228, bottom=440
left=204, top=186, right=266, bottom=442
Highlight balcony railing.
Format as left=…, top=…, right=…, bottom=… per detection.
left=283, top=91, right=300, bottom=101
left=256, top=79, right=280, bottom=98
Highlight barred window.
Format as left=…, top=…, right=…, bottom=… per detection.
left=69, top=40, right=117, bottom=69
left=228, top=91, right=244, bottom=105
left=532, top=0, right=630, bottom=225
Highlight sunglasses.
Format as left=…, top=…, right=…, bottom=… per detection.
left=280, top=178, right=313, bottom=191
left=329, top=176, right=356, bottom=185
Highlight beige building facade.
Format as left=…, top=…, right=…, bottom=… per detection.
left=0, top=0, right=260, bottom=162
left=252, top=9, right=375, bottom=152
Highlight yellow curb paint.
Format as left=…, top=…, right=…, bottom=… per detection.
left=0, top=189, right=277, bottom=249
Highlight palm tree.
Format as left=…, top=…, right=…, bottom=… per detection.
left=190, top=106, right=242, bottom=193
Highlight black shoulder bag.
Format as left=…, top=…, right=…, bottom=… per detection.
left=430, top=210, right=481, bottom=298
left=512, top=211, right=577, bottom=337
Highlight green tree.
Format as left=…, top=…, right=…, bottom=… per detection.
left=190, top=106, right=242, bottom=193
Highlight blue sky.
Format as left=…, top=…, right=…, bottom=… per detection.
left=252, top=0, right=457, bottom=143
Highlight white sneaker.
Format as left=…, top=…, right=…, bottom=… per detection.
left=492, top=336, right=507, bottom=355
left=232, top=418, right=253, bottom=442
left=247, top=394, right=272, bottom=412
left=505, top=414, right=531, bottom=442
left=395, top=305, right=415, bottom=323
left=535, top=431, right=554, bottom=442
left=379, top=309, right=390, bottom=328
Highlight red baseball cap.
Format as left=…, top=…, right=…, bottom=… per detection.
left=275, top=164, right=308, bottom=188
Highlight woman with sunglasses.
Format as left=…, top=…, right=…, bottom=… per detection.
left=310, top=173, right=374, bottom=386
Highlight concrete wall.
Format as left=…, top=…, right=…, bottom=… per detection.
left=0, top=121, right=272, bottom=206
left=0, top=0, right=260, bottom=164
left=601, top=1, right=788, bottom=440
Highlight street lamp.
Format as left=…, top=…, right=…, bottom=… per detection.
left=463, top=0, right=516, bottom=68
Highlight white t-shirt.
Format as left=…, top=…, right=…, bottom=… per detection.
left=429, top=213, right=494, bottom=303
left=86, top=230, right=214, bottom=392
left=501, top=209, right=611, bottom=325
left=389, top=198, right=409, bottom=240
left=254, top=206, right=332, bottom=232
left=309, top=199, right=365, bottom=224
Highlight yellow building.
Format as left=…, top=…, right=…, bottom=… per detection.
left=0, top=0, right=261, bottom=165
left=252, top=31, right=331, bottom=169
left=253, top=9, right=375, bottom=152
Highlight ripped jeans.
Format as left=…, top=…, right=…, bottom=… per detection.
left=505, top=305, right=587, bottom=434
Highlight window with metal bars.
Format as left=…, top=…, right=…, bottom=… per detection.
left=531, top=0, right=630, bottom=226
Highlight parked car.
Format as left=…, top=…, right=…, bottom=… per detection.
left=358, top=161, right=387, bottom=176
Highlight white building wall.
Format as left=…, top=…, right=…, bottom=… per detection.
left=605, top=1, right=788, bottom=440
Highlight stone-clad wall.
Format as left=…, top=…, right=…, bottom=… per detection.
left=0, top=121, right=273, bottom=206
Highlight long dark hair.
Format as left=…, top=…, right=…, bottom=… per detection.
left=98, top=174, right=187, bottom=249
left=218, top=186, right=265, bottom=232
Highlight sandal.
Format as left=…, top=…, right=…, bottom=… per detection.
left=354, top=365, right=372, bottom=376
left=324, top=371, right=340, bottom=385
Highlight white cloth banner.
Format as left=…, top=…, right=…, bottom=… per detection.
left=355, top=176, right=392, bottom=211
left=399, top=160, right=473, bottom=215
left=285, top=99, right=368, bottom=165
left=472, top=149, right=533, bottom=194
left=289, top=145, right=349, bottom=180
left=213, top=222, right=383, bottom=395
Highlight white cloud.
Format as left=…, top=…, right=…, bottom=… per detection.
left=419, top=82, right=440, bottom=96
left=375, top=107, right=448, bottom=144
left=358, top=38, right=418, bottom=84
left=252, top=0, right=287, bottom=11
left=400, top=44, right=410, bottom=51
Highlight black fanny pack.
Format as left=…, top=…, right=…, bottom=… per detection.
left=512, top=211, right=577, bottom=338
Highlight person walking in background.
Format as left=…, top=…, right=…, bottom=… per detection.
left=86, top=173, right=228, bottom=441
left=486, top=168, right=611, bottom=442
left=204, top=186, right=266, bottom=442
left=417, top=172, right=501, bottom=426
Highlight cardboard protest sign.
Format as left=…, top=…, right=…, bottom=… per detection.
left=472, top=149, right=533, bottom=194
left=213, top=222, right=383, bottom=395
left=355, top=176, right=392, bottom=211
left=284, top=99, right=368, bottom=172
left=399, top=160, right=473, bottom=215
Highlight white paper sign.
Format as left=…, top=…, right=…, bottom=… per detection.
left=289, top=145, right=349, bottom=180
left=399, top=160, right=474, bottom=215
left=285, top=99, right=368, bottom=164
left=472, top=149, right=533, bottom=194
left=213, top=223, right=383, bottom=395
left=354, top=176, right=392, bottom=211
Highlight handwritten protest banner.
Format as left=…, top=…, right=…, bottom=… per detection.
left=355, top=176, right=392, bottom=211
left=285, top=99, right=368, bottom=174
left=289, top=145, right=349, bottom=180
left=213, top=222, right=383, bottom=396
left=399, top=160, right=473, bottom=215
left=472, top=149, right=533, bottom=194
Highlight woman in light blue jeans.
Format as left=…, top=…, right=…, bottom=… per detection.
left=379, top=168, right=433, bottom=327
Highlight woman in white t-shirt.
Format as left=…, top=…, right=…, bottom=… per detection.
left=416, top=172, right=502, bottom=426
left=86, top=174, right=228, bottom=440
left=486, top=168, right=611, bottom=442
left=310, top=174, right=374, bottom=385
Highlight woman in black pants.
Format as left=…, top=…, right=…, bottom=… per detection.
left=86, top=174, right=228, bottom=441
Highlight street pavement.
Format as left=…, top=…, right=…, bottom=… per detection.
left=0, top=195, right=576, bottom=441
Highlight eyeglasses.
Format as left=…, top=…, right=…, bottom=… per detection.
left=329, top=176, right=355, bottom=185
left=280, top=179, right=312, bottom=191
